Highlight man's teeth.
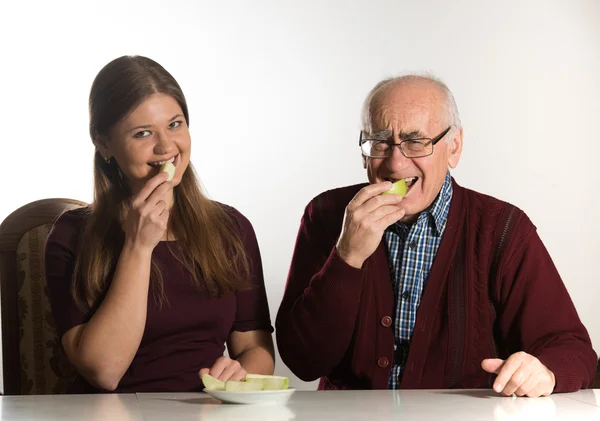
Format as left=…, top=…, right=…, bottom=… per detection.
left=389, top=177, right=417, bottom=184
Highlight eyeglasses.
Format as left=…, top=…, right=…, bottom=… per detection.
left=359, top=126, right=452, bottom=159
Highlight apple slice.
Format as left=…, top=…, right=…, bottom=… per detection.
left=381, top=179, right=407, bottom=197
left=160, top=161, right=176, bottom=181
left=245, top=374, right=289, bottom=390
left=224, top=380, right=264, bottom=392
left=202, top=373, right=225, bottom=391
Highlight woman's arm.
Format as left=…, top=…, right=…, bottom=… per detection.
left=228, top=330, right=275, bottom=375
left=198, top=330, right=274, bottom=382
left=56, top=173, right=174, bottom=391
left=61, top=242, right=152, bottom=391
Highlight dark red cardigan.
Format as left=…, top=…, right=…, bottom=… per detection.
left=275, top=179, right=596, bottom=392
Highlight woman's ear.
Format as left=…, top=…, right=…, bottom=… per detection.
left=93, top=135, right=111, bottom=158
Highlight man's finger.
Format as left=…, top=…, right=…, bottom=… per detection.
left=514, top=373, right=537, bottom=397
left=361, top=192, right=403, bottom=214
left=375, top=208, right=405, bottom=227
left=349, top=182, right=393, bottom=208
left=481, top=358, right=504, bottom=375
left=502, top=365, right=530, bottom=396
left=493, top=357, right=524, bottom=394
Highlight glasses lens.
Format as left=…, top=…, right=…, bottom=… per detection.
left=361, top=140, right=389, bottom=157
left=402, top=140, right=432, bottom=158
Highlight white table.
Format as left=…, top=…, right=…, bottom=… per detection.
left=0, top=394, right=143, bottom=420
left=2, top=390, right=600, bottom=420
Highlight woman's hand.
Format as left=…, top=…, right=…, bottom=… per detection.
left=123, top=172, right=173, bottom=250
left=199, top=356, right=247, bottom=382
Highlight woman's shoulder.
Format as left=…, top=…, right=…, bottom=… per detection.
left=213, top=202, right=253, bottom=231
left=46, top=206, right=90, bottom=251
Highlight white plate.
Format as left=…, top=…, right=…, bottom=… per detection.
left=203, top=388, right=296, bottom=405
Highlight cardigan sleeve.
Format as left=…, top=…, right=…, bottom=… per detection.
left=494, top=212, right=597, bottom=393
left=275, top=197, right=365, bottom=382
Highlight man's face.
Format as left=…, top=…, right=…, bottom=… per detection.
left=363, top=81, right=463, bottom=221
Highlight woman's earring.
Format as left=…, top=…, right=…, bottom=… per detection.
left=104, top=156, right=112, bottom=164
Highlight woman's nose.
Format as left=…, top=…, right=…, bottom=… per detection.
left=153, top=131, right=175, bottom=154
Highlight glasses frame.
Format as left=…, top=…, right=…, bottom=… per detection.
left=359, top=126, right=452, bottom=159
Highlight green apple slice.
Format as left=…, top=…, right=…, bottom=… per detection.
left=160, top=161, right=176, bottom=181
left=224, top=380, right=264, bottom=392
left=202, top=373, right=225, bottom=391
left=381, top=179, right=407, bottom=197
left=245, top=374, right=290, bottom=390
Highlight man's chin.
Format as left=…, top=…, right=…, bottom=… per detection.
left=398, top=201, right=428, bottom=224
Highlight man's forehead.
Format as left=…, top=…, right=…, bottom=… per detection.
left=369, top=102, right=441, bottom=137
left=368, top=128, right=426, bottom=139
left=369, top=80, right=444, bottom=131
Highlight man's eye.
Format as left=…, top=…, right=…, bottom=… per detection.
left=405, top=140, right=427, bottom=151
left=134, top=130, right=151, bottom=138
left=169, top=120, right=182, bottom=129
left=373, top=141, right=390, bottom=151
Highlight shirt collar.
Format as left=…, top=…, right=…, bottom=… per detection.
left=390, top=170, right=453, bottom=236
left=426, top=171, right=453, bottom=235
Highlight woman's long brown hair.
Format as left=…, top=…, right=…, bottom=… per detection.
left=72, top=55, right=250, bottom=313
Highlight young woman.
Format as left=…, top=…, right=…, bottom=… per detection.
left=45, top=55, right=274, bottom=393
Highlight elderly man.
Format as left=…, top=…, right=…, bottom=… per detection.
left=275, top=75, right=596, bottom=397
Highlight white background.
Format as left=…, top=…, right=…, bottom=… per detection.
left=0, top=0, right=598, bottom=392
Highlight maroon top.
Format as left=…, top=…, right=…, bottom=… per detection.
left=45, top=205, right=273, bottom=393
left=276, top=179, right=597, bottom=392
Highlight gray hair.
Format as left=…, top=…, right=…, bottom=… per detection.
left=361, top=73, right=462, bottom=137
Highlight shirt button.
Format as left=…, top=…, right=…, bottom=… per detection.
left=402, top=291, right=410, bottom=300
left=381, top=316, right=392, bottom=327
left=409, top=241, right=417, bottom=249
left=377, top=357, right=389, bottom=368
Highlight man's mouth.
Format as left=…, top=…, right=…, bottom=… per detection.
left=385, top=176, right=418, bottom=196
left=385, top=176, right=418, bottom=188
left=147, top=155, right=176, bottom=167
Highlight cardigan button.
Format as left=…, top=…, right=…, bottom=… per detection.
left=381, top=316, right=392, bottom=327
left=377, top=357, right=389, bottom=368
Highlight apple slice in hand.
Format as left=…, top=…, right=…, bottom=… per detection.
left=202, top=373, right=225, bottom=391
left=160, top=161, right=176, bottom=181
left=381, top=179, right=407, bottom=197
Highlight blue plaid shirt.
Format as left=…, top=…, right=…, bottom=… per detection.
left=385, top=171, right=453, bottom=389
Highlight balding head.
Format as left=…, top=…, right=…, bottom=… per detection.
left=361, top=74, right=461, bottom=136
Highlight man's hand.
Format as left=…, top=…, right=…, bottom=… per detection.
left=482, top=352, right=556, bottom=397
left=336, top=182, right=405, bottom=268
left=199, top=356, right=247, bottom=382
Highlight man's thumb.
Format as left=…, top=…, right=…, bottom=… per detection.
left=481, top=358, right=504, bottom=374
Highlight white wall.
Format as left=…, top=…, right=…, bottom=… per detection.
left=0, top=0, right=598, bottom=393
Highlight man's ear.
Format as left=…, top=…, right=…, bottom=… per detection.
left=447, top=127, right=463, bottom=169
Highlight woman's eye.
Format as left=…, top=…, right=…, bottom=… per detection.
left=169, top=120, right=182, bottom=129
left=134, top=130, right=151, bottom=138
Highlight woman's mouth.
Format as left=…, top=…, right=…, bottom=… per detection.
left=147, top=155, right=177, bottom=167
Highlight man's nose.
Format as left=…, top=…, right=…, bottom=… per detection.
left=385, top=143, right=411, bottom=170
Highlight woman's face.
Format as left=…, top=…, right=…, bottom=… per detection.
left=101, top=93, right=191, bottom=195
